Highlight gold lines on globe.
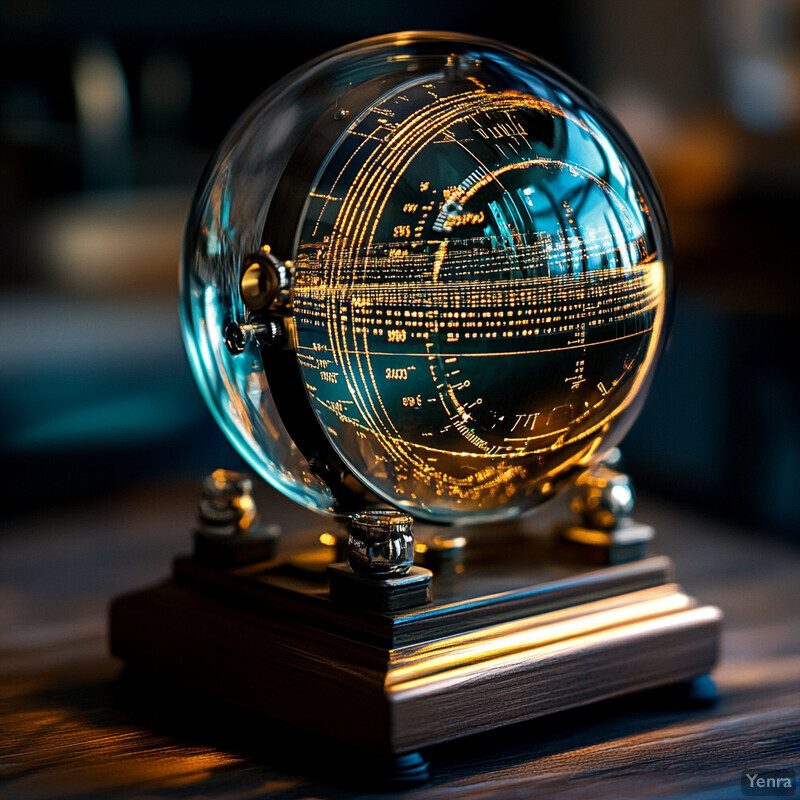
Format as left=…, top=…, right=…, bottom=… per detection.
left=293, top=78, right=663, bottom=512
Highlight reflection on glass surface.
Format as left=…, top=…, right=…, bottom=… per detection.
left=181, top=33, right=672, bottom=525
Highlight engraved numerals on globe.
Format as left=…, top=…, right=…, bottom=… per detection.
left=291, top=70, right=665, bottom=517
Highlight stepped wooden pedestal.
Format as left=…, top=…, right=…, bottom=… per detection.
left=110, top=542, right=721, bottom=782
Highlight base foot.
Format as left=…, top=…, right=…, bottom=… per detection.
left=680, top=674, right=719, bottom=708
left=658, top=674, right=719, bottom=709
left=384, top=751, right=430, bottom=787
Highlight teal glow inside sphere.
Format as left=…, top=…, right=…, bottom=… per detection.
left=181, top=32, right=672, bottom=525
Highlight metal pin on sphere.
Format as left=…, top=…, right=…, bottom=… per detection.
left=198, top=469, right=256, bottom=534
left=346, top=510, right=414, bottom=577
left=571, top=465, right=636, bottom=531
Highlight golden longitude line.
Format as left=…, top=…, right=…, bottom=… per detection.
left=311, top=127, right=377, bottom=237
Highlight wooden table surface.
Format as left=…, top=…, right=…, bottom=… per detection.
left=1, top=480, right=798, bottom=799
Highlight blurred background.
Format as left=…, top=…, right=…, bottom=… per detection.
left=1, top=0, right=798, bottom=537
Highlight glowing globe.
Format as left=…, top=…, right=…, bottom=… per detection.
left=181, top=32, right=672, bottom=525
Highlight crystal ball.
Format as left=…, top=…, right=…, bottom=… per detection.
left=181, top=32, right=672, bottom=525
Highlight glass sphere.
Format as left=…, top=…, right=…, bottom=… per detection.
left=181, top=32, right=672, bottom=525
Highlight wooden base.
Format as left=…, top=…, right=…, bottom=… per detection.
left=109, top=549, right=721, bottom=759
